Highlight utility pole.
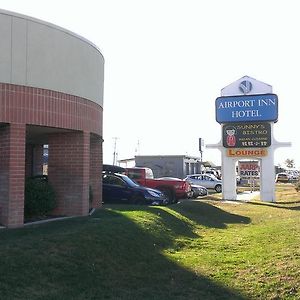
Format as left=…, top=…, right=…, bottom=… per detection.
left=199, top=138, right=204, bottom=163
left=135, top=139, right=140, bottom=156
left=112, top=137, right=119, bottom=165
left=199, top=138, right=204, bottom=170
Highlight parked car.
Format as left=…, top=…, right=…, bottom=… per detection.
left=286, top=170, right=299, bottom=181
left=156, top=176, right=194, bottom=199
left=125, top=167, right=191, bottom=203
left=103, top=164, right=126, bottom=174
left=200, top=169, right=221, bottom=180
left=275, top=172, right=289, bottom=183
left=102, top=172, right=168, bottom=205
left=185, top=174, right=222, bottom=193
left=189, top=184, right=208, bottom=198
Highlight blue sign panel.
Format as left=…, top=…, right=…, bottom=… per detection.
left=215, top=94, right=278, bottom=123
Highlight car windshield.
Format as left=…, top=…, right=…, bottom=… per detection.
left=120, top=174, right=140, bottom=187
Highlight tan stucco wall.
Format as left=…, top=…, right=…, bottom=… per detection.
left=0, top=9, right=104, bottom=107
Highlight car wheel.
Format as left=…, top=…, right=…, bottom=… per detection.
left=159, top=188, right=174, bottom=204
left=192, top=191, right=199, bottom=198
left=215, top=184, right=222, bottom=193
left=131, top=194, right=145, bottom=205
left=173, top=198, right=179, bottom=204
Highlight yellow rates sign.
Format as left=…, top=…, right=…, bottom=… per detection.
left=227, top=148, right=268, bottom=157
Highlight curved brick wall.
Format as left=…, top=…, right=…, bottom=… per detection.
left=0, top=10, right=104, bottom=228
left=0, top=83, right=102, bottom=135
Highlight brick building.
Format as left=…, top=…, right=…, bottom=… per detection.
left=0, top=10, right=104, bottom=227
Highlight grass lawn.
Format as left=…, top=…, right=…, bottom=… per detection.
left=1, top=184, right=300, bottom=299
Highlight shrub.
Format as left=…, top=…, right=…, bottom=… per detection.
left=25, top=177, right=57, bottom=217
left=89, top=185, right=93, bottom=205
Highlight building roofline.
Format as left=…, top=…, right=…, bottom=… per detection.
left=135, top=154, right=201, bottom=160
left=0, top=8, right=104, bottom=59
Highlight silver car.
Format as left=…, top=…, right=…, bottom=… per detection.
left=189, top=184, right=208, bottom=198
left=185, top=174, right=222, bottom=193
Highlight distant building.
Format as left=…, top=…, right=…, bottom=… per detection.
left=120, top=155, right=206, bottom=179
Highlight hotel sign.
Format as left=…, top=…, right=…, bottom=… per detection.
left=222, top=122, right=271, bottom=148
left=216, top=93, right=278, bottom=123
left=227, top=148, right=268, bottom=157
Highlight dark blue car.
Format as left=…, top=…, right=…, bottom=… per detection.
left=102, top=173, right=168, bottom=205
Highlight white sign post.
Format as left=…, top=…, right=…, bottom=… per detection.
left=207, top=76, right=291, bottom=202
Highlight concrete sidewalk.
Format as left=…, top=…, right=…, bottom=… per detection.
left=236, top=191, right=260, bottom=201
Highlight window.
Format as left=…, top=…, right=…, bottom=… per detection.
left=145, top=168, right=154, bottom=179
left=103, top=175, right=126, bottom=187
left=127, top=169, right=143, bottom=180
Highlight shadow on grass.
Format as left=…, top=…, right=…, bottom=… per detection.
left=170, top=200, right=251, bottom=229
left=110, top=200, right=251, bottom=233
left=247, top=200, right=300, bottom=211
left=109, top=204, right=198, bottom=239
left=0, top=206, right=247, bottom=300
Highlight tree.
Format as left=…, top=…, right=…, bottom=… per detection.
left=284, top=158, right=295, bottom=169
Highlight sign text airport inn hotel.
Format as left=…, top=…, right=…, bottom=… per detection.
left=0, top=9, right=104, bottom=227
left=216, top=94, right=278, bottom=121
left=207, top=76, right=290, bottom=202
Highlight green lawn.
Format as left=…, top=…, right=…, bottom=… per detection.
left=1, top=184, right=300, bottom=299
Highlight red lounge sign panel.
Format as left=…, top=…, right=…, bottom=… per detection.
left=227, top=148, right=268, bottom=157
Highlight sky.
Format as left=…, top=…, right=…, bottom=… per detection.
left=0, top=0, right=299, bottom=168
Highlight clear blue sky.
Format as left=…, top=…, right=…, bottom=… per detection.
left=1, top=0, right=299, bottom=168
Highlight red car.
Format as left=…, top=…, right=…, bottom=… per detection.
left=125, top=167, right=191, bottom=203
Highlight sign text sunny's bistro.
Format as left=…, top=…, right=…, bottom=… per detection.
left=222, top=122, right=271, bottom=148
